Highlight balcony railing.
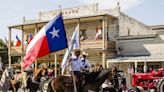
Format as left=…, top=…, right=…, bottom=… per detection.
left=80, top=40, right=102, bottom=49
left=11, top=40, right=116, bottom=54
left=11, top=46, right=22, bottom=54
left=80, top=40, right=115, bottom=49
left=106, top=41, right=116, bottom=49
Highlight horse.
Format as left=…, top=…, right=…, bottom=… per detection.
left=46, top=68, right=113, bottom=92
left=9, top=68, right=46, bottom=92
left=9, top=71, right=29, bottom=92
left=0, top=67, right=14, bottom=92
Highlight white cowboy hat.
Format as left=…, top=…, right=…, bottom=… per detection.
left=82, top=51, right=89, bottom=56
left=72, top=48, right=81, bottom=52
left=42, top=63, right=47, bottom=69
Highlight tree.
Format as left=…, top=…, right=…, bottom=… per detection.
left=0, top=39, right=8, bottom=64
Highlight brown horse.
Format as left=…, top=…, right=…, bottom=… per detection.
left=47, top=68, right=113, bottom=92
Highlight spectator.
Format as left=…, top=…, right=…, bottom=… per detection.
left=0, top=61, right=3, bottom=71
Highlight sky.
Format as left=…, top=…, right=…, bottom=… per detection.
left=0, top=0, right=164, bottom=41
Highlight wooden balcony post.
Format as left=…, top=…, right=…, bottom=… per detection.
left=21, top=26, right=24, bottom=71
left=8, top=28, right=12, bottom=67
left=35, top=24, right=38, bottom=70
left=54, top=54, right=57, bottom=77
left=102, top=16, right=107, bottom=68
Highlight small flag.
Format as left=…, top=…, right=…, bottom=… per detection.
left=28, top=34, right=33, bottom=44
left=14, top=35, right=21, bottom=46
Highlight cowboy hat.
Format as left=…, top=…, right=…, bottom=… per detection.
left=82, top=51, right=89, bottom=56
left=42, top=63, right=47, bottom=69
left=72, top=48, right=81, bottom=52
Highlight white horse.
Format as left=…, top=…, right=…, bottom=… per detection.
left=11, top=71, right=28, bottom=92
left=0, top=67, right=14, bottom=92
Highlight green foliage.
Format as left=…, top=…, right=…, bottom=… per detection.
left=0, top=39, right=8, bottom=64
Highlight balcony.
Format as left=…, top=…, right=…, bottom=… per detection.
left=11, top=40, right=116, bottom=55
left=11, top=46, right=22, bottom=54
left=80, top=40, right=102, bottom=49
left=11, top=46, right=27, bottom=55
left=80, top=40, right=115, bottom=50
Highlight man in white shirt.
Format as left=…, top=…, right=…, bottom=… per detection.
left=69, top=49, right=83, bottom=73
left=81, top=51, right=91, bottom=72
left=67, top=48, right=84, bottom=90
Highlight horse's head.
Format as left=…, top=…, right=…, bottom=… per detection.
left=5, top=67, right=14, bottom=79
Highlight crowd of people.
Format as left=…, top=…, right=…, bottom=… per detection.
left=0, top=49, right=128, bottom=92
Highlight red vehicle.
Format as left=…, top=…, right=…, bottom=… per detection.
left=130, top=68, right=164, bottom=91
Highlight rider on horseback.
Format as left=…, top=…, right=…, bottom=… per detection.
left=81, top=51, right=91, bottom=72
left=67, top=48, right=91, bottom=91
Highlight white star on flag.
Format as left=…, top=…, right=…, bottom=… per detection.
left=49, top=27, right=60, bottom=39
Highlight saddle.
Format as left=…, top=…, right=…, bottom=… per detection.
left=63, top=75, right=86, bottom=87
left=63, top=76, right=73, bottom=87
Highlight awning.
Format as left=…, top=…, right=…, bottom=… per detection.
left=107, top=53, right=164, bottom=63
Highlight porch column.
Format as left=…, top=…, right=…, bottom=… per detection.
left=21, top=26, right=24, bottom=71
left=34, top=24, right=38, bottom=70
left=135, top=61, right=138, bottom=73
left=54, top=54, right=57, bottom=77
left=102, top=16, right=107, bottom=68
left=8, top=28, right=12, bottom=67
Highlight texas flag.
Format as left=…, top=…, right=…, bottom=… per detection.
left=14, top=35, right=21, bottom=46
left=23, top=13, right=68, bottom=69
left=28, top=34, right=33, bottom=44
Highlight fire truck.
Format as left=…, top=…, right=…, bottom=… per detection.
left=129, top=68, right=164, bottom=92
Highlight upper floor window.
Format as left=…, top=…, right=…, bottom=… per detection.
left=95, top=27, right=102, bottom=40
left=80, top=29, right=87, bottom=41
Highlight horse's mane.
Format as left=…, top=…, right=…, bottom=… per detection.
left=0, top=68, right=11, bottom=90
left=85, top=70, right=101, bottom=83
left=1, top=69, right=7, bottom=83
left=14, top=72, right=28, bottom=88
left=33, top=68, right=43, bottom=78
left=96, top=69, right=110, bottom=80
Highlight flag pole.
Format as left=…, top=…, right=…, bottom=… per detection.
left=59, top=5, right=77, bottom=92
left=53, top=5, right=62, bottom=77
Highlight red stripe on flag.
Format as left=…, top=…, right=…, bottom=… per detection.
left=16, top=40, right=21, bottom=46
left=23, top=36, right=50, bottom=69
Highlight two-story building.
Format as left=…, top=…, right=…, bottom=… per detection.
left=8, top=3, right=164, bottom=87
left=8, top=3, right=118, bottom=71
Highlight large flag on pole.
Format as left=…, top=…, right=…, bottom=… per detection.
left=23, top=13, right=68, bottom=69
left=61, top=26, right=79, bottom=74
